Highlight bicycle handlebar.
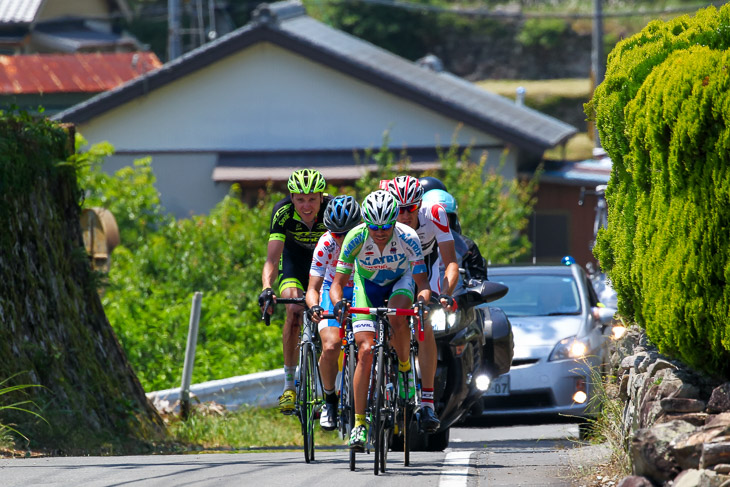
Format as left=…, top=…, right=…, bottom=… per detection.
left=260, top=296, right=306, bottom=326
left=348, top=307, right=417, bottom=316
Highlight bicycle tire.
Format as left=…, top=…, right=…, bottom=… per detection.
left=380, top=350, right=396, bottom=474
left=373, top=339, right=385, bottom=476
left=403, top=323, right=421, bottom=466
left=300, top=342, right=316, bottom=463
left=339, top=341, right=356, bottom=440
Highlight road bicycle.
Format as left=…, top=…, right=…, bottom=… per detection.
left=261, top=296, right=325, bottom=463
left=344, top=304, right=423, bottom=475
left=335, top=310, right=357, bottom=470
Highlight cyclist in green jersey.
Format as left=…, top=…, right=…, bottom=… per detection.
left=259, top=169, right=330, bottom=414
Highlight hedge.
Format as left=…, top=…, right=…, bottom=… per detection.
left=588, top=5, right=730, bottom=377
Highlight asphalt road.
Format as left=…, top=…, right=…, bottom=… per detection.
left=0, top=421, right=609, bottom=486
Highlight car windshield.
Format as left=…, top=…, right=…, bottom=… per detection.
left=490, top=274, right=582, bottom=317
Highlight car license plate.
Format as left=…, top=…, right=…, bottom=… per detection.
left=485, top=374, right=510, bottom=396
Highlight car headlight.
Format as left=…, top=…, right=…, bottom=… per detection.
left=549, top=336, right=588, bottom=361
left=430, top=308, right=456, bottom=332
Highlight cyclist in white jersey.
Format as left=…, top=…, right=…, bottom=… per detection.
left=386, top=175, right=459, bottom=433
left=330, top=190, right=431, bottom=451
left=305, top=196, right=361, bottom=431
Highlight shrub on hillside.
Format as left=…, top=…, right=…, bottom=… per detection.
left=588, top=5, right=730, bottom=377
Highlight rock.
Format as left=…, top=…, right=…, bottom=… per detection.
left=616, top=475, right=654, bottom=487
left=706, top=412, right=730, bottom=429
left=714, top=464, right=730, bottom=474
left=672, top=468, right=720, bottom=487
left=708, top=383, right=730, bottom=414
left=661, top=398, right=707, bottom=414
left=647, top=359, right=677, bottom=378
left=622, top=354, right=646, bottom=373
left=656, top=413, right=709, bottom=428
left=637, top=351, right=660, bottom=373
left=701, top=441, right=730, bottom=469
left=631, top=420, right=697, bottom=483
left=621, top=373, right=630, bottom=399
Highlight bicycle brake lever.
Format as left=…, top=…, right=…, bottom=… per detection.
left=261, top=297, right=273, bottom=326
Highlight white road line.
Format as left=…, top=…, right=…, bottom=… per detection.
left=439, top=451, right=474, bottom=487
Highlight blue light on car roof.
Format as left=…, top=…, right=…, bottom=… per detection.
left=561, top=255, right=576, bottom=266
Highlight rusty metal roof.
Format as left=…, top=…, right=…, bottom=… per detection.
left=0, top=52, right=161, bottom=94
left=0, top=0, right=43, bottom=24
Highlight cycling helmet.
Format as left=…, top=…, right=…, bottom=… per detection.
left=323, top=195, right=361, bottom=233
left=387, top=175, right=423, bottom=205
left=418, top=176, right=447, bottom=194
left=361, top=190, right=398, bottom=226
left=422, top=189, right=457, bottom=214
left=287, top=169, right=326, bottom=194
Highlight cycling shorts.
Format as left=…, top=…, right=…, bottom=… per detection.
left=318, top=283, right=353, bottom=333
left=278, top=245, right=312, bottom=294
left=351, top=270, right=415, bottom=334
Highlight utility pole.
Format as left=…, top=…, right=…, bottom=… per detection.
left=591, top=0, right=604, bottom=149
left=168, top=0, right=182, bottom=61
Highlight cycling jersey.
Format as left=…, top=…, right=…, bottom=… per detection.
left=309, top=231, right=354, bottom=331
left=269, top=194, right=332, bottom=292
left=337, top=223, right=427, bottom=284
left=336, top=222, right=426, bottom=334
left=413, top=202, right=454, bottom=292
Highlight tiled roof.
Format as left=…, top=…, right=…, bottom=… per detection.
left=0, top=52, right=162, bottom=94
left=0, top=0, right=43, bottom=24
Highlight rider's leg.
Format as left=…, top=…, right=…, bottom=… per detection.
left=417, top=320, right=437, bottom=392
left=281, top=285, right=304, bottom=390
left=388, top=293, right=413, bottom=363
left=318, top=326, right=340, bottom=393
left=353, top=329, right=375, bottom=417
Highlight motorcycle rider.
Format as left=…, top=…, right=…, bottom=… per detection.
left=421, top=188, right=488, bottom=282
left=386, top=175, right=459, bottom=433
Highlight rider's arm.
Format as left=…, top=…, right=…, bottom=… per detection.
left=437, top=239, right=460, bottom=297
left=262, top=239, right=284, bottom=290
left=413, top=271, right=432, bottom=305
left=329, top=271, right=348, bottom=305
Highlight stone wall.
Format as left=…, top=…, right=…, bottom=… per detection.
left=612, top=328, right=730, bottom=487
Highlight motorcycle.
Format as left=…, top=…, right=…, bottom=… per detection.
left=402, top=278, right=513, bottom=451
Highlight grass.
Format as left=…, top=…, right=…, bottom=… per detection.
left=476, top=78, right=592, bottom=101
left=545, top=132, right=596, bottom=161
left=165, top=403, right=345, bottom=452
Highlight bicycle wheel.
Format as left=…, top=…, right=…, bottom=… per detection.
left=300, top=342, right=317, bottom=463
left=339, top=341, right=356, bottom=440
left=373, top=339, right=386, bottom=476
left=379, top=351, right=396, bottom=474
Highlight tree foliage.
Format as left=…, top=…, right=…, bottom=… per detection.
left=588, top=4, right=730, bottom=377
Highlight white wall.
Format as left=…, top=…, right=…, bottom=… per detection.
left=77, top=42, right=500, bottom=152
left=104, top=153, right=230, bottom=218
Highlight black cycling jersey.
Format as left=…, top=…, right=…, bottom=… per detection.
left=269, top=195, right=332, bottom=291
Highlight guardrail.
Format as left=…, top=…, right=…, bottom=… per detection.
left=146, top=368, right=284, bottom=412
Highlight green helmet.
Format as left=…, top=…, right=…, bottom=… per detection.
left=287, top=169, right=326, bottom=194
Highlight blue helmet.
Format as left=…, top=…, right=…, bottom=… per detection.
left=422, top=189, right=457, bottom=214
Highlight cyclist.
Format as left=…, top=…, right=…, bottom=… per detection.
left=330, top=190, right=432, bottom=451
left=421, top=188, right=488, bottom=281
left=259, top=169, right=331, bottom=415
left=305, top=195, right=361, bottom=431
left=386, top=175, right=460, bottom=433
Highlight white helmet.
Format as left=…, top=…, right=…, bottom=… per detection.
left=361, top=190, right=398, bottom=226
left=387, top=175, right=423, bottom=206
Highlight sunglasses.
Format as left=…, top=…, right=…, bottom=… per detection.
left=331, top=231, right=347, bottom=238
left=367, top=223, right=393, bottom=231
left=398, top=203, right=419, bottom=214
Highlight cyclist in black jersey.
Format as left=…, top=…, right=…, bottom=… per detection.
left=259, top=169, right=332, bottom=414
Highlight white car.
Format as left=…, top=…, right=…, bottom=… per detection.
left=479, top=264, right=616, bottom=424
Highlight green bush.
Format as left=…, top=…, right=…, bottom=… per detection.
left=589, top=5, right=730, bottom=377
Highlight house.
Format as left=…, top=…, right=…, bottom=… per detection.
left=0, top=0, right=139, bottom=55
left=528, top=152, right=612, bottom=268
left=0, top=52, right=161, bottom=115
left=54, top=0, right=577, bottom=221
